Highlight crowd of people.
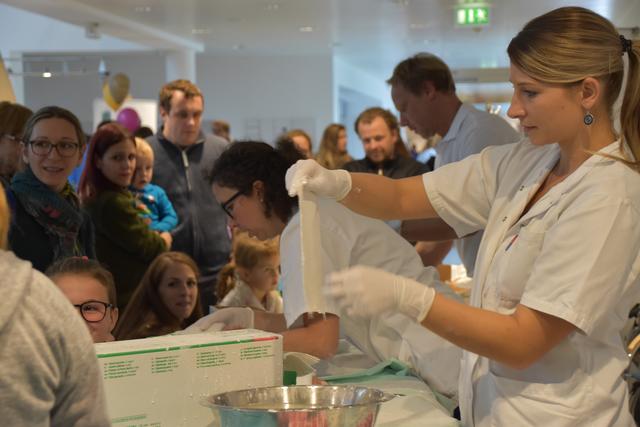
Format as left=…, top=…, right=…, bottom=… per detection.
left=0, top=5, right=638, bottom=426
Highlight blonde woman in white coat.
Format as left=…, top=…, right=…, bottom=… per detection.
left=287, top=7, right=640, bottom=426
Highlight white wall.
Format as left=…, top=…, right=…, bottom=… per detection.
left=197, top=54, right=334, bottom=147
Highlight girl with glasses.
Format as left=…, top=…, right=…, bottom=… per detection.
left=46, top=256, right=119, bottom=343
left=8, top=106, right=96, bottom=272
left=216, top=231, right=283, bottom=313
left=79, top=123, right=171, bottom=311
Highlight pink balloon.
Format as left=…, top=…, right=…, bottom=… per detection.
left=116, top=107, right=141, bottom=133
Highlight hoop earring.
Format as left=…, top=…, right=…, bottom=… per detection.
left=583, top=112, right=594, bottom=126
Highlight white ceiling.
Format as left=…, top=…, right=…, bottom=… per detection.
left=2, top=0, right=640, bottom=79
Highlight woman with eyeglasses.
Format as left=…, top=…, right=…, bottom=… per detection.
left=8, top=106, right=96, bottom=272
left=208, top=139, right=460, bottom=396
left=79, top=123, right=170, bottom=310
left=46, top=256, right=119, bottom=343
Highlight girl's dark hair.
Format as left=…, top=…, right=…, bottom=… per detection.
left=209, top=140, right=303, bottom=223
left=114, top=251, right=203, bottom=340
left=78, top=122, right=135, bottom=203
left=46, top=257, right=117, bottom=307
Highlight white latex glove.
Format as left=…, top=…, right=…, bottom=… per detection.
left=326, top=266, right=436, bottom=323
left=285, top=159, right=352, bottom=200
left=180, top=307, right=255, bottom=334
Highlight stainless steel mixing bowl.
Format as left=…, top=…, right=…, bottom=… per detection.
left=202, top=385, right=394, bottom=426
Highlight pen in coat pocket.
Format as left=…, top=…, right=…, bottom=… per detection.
left=505, top=234, right=519, bottom=251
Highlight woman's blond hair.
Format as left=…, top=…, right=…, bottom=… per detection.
left=507, top=6, right=639, bottom=169
left=316, top=123, right=352, bottom=170
left=135, top=137, right=154, bottom=160
left=216, top=232, right=279, bottom=301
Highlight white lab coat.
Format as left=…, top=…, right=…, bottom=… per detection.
left=424, top=139, right=639, bottom=426
left=280, top=198, right=463, bottom=396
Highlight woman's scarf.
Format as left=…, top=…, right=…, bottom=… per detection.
left=11, top=167, right=84, bottom=260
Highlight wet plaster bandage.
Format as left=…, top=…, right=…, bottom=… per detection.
left=299, top=187, right=327, bottom=317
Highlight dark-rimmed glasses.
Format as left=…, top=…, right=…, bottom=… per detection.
left=221, top=190, right=244, bottom=219
left=73, top=300, right=114, bottom=323
left=29, top=139, right=80, bottom=158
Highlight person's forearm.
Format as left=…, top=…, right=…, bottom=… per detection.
left=415, top=240, right=454, bottom=266
left=421, top=294, right=575, bottom=369
left=253, top=310, right=287, bottom=333
left=341, top=174, right=437, bottom=220
left=282, top=314, right=339, bottom=359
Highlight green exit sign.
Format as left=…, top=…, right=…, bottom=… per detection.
left=455, top=6, right=490, bottom=26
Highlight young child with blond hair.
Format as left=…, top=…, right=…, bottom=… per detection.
left=216, top=232, right=283, bottom=313
left=130, top=138, right=178, bottom=232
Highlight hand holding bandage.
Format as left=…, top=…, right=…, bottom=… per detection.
left=286, top=159, right=352, bottom=201
left=325, top=266, right=436, bottom=323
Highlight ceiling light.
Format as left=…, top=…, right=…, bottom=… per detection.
left=42, top=69, right=52, bottom=78
left=299, top=26, right=313, bottom=33
left=266, top=4, right=280, bottom=11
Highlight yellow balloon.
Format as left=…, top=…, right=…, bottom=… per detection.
left=102, top=82, right=121, bottom=111
left=109, top=73, right=130, bottom=105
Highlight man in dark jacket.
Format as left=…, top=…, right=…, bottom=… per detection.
left=148, top=79, right=230, bottom=309
left=343, top=107, right=431, bottom=178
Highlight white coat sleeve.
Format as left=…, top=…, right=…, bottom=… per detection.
left=423, top=142, right=517, bottom=237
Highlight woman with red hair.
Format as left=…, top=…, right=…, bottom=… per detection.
left=79, top=123, right=170, bottom=310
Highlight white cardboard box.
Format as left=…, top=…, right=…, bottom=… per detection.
left=95, top=329, right=283, bottom=426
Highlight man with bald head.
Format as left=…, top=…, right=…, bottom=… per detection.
left=388, top=53, right=520, bottom=275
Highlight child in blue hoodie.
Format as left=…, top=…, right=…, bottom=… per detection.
left=130, top=138, right=178, bottom=233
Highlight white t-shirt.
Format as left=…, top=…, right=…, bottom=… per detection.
left=434, top=104, right=521, bottom=275
left=219, top=279, right=283, bottom=313
left=280, top=198, right=462, bottom=396
left=425, top=139, right=639, bottom=426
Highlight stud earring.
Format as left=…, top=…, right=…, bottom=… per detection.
left=583, top=112, right=594, bottom=126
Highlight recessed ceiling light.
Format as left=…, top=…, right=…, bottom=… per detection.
left=299, top=26, right=313, bottom=32
left=42, top=70, right=52, bottom=78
